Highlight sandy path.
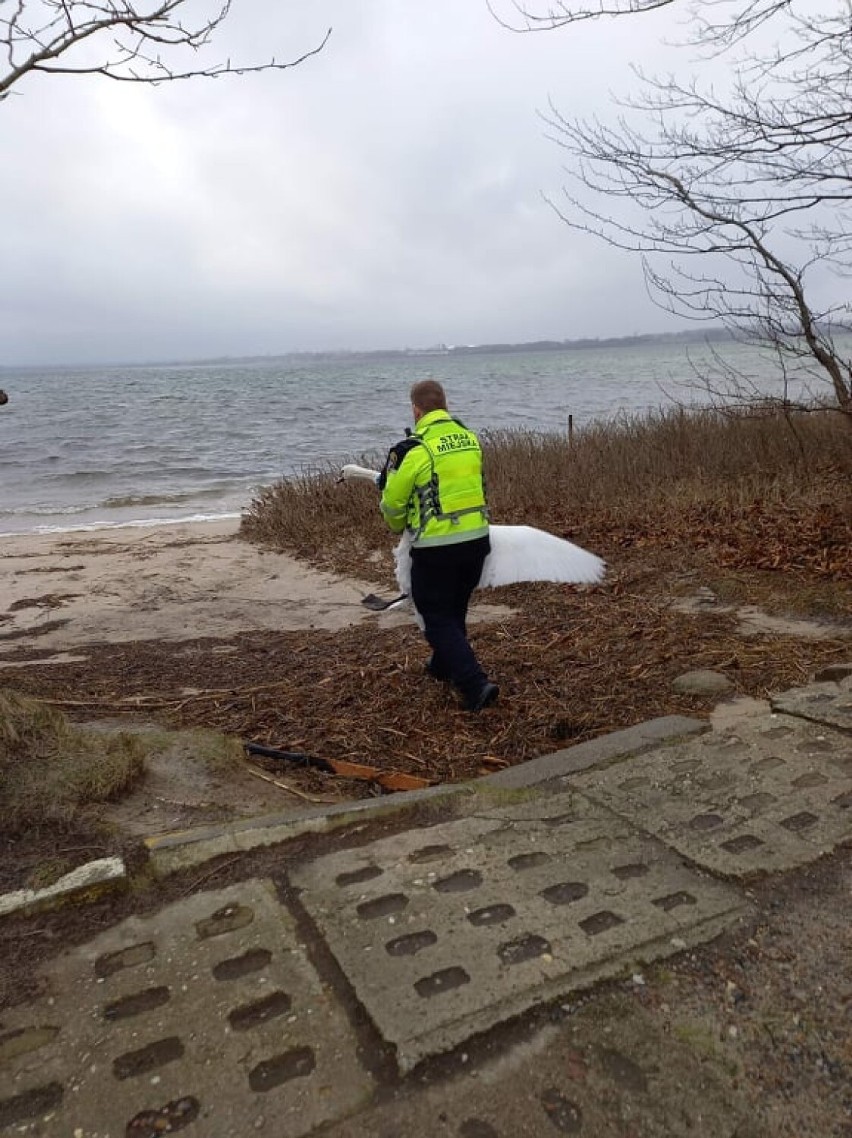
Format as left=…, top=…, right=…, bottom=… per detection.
left=0, top=519, right=510, bottom=663
left=0, top=519, right=403, bottom=658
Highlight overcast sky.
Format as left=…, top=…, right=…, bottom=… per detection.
left=1, top=0, right=691, bottom=366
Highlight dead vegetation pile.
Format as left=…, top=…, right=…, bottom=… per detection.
left=7, top=574, right=846, bottom=791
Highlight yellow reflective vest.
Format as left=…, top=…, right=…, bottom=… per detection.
left=379, top=409, right=489, bottom=547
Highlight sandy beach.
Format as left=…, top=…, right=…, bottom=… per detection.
left=0, top=516, right=515, bottom=838
left=0, top=519, right=395, bottom=660
left=0, top=518, right=514, bottom=665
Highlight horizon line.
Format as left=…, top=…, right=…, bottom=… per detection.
left=1, top=326, right=737, bottom=372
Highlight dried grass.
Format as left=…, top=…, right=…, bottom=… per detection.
left=0, top=689, right=145, bottom=835
left=241, top=407, right=852, bottom=585
left=4, top=559, right=847, bottom=789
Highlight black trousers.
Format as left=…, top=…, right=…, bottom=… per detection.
left=409, top=535, right=490, bottom=699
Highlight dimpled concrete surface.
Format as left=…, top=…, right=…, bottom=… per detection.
left=291, top=790, right=743, bottom=1072
left=570, top=706, right=852, bottom=879
left=0, top=881, right=372, bottom=1136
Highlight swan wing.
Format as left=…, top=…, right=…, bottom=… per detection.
left=394, top=530, right=414, bottom=594
left=479, top=525, right=605, bottom=587
left=392, top=524, right=604, bottom=594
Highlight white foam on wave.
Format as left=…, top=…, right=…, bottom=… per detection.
left=0, top=511, right=242, bottom=539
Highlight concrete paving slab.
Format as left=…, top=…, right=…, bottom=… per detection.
left=291, top=791, right=744, bottom=1072
left=771, top=677, right=852, bottom=733
left=144, top=719, right=704, bottom=879
left=144, top=787, right=469, bottom=876
left=321, top=992, right=762, bottom=1138
left=0, top=881, right=372, bottom=1136
left=481, top=715, right=706, bottom=790
left=570, top=710, right=852, bottom=879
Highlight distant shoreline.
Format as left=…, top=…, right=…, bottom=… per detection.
left=5, top=325, right=852, bottom=372
left=170, top=327, right=739, bottom=368
left=0, top=328, right=736, bottom=373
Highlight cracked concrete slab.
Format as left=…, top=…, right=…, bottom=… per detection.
left=481, top=715, right=706, bottom=790
left=771, top=677, right=852, bottom=733
left=0, top=881, right=372, bottom=1136
left=290, top=790, right=744, bottom=1072
left=570, top=707, right=852, bottom=879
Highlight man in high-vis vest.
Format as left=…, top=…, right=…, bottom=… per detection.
left=379, top=379, right=499, bottom=712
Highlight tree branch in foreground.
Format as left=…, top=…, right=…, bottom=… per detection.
left=1, top=1, right=331, bottom=100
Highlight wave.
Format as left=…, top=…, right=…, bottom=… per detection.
left=0, top=502, right=95, bottom=518
left=0, top=491, right=241, bottom=519
left=0, top=511, right=243, bottom=539
left=50, top=469, right=116, bottom=483
left=100, top=488, right=233, bottom=508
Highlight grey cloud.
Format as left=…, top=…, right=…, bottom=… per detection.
left=0, top=0, right=679, bottom=365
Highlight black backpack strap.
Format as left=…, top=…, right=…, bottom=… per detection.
left=377, top=435, right=423, bottom=491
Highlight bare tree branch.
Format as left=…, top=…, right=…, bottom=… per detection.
left=487, top=0, right=676, bottom=34
left=1, top=1, right=331, bottom=100
left=527, top=0, right=852, bottom=420
left=489, top=0, right=791, bottom=44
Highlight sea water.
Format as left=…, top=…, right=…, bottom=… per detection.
left=0, top=340, right=818, bottom=535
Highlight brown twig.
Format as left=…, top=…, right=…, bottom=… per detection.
left=244, top=764, right=335, bottom=804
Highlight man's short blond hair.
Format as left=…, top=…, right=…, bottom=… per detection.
left=410, top=379, right=447, bottom=413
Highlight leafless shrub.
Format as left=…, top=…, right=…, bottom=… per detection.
left=241, top=406, right=852, bottom=581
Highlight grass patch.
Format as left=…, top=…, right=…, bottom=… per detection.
left=0, top=689, right=145, bottom=837
left=132, top=726, right=245, bottom=771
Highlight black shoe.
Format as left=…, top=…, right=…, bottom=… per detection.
left=467, top=682, right=499, bottom=713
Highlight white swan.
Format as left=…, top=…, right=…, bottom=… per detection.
left=340, top=463, right=605, bottom=602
